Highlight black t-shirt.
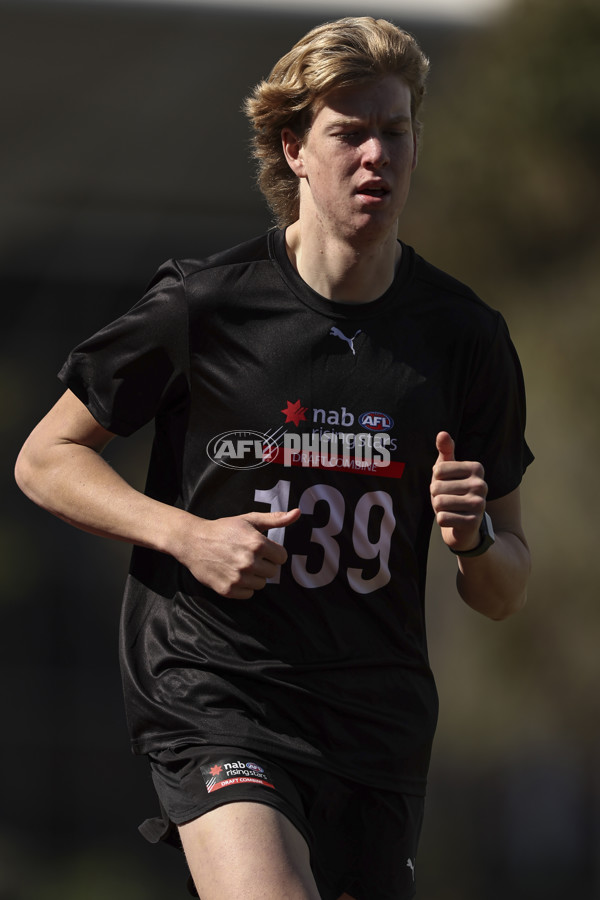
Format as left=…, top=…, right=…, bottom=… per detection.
left=59, top=229, right=533, bottom=795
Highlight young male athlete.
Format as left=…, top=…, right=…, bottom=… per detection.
left=15, top=17, right=532, bottom=900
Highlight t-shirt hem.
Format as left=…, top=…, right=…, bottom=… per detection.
left=130, top=730, right=429, bottom=797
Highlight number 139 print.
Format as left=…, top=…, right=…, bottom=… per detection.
left=255, top=479, right=395, bottom=595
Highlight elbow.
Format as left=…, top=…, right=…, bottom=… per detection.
left=14, top=446, right=33, bottom=497
left=458, top=573, right=529, bottom=621
left=488, top=588, right=528, bottom=621
left=486, top=566, right=530, bottom=620
left=14, top=442, right=46, bottom=507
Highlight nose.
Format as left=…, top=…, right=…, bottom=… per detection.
left=363, top=134, right=389, bottom=168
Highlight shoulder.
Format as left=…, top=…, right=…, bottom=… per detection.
left=142, top=234, right=274, bottom=314
left=406, top=246, right=502, bottom=342
left=171, top=232, right=272, bottom=282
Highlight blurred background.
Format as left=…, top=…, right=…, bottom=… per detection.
left=1, top=0, right=599, bottom=897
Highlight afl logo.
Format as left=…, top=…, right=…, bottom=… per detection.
left=359, top=412, right=394, bottom=432
left=206, top=430, right=277, bottom=469
left=246, top=762, right=264, bottom=773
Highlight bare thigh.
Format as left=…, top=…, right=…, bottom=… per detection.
left=178, top=801, right=322, bottom=900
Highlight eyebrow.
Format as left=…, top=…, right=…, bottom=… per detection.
left=328, top=113, right=412, bottom=127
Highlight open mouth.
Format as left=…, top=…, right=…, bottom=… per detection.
left=357, top=184, right=390, bottom=199
left=357, top=190, right=390, bottom=206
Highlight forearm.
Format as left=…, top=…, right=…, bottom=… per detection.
left=455, top=529, right=531, bottom=620
left=15, top=390, right=299, bottom=600
left=15, top=437, right=189, bottom=557
left=15, top=421, right=298, bottom=600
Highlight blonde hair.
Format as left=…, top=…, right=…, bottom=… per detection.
left=244, top=17, right=430, bottom=227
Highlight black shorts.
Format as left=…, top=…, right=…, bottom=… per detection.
left=139, top=744, right=424, bottom=900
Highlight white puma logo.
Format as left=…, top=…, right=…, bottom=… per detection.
left=406, top=858, right=415, bottom=881
left=329, top=326, right=362, bottom=356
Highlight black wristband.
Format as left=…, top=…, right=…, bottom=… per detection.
left=450, top=511, right=495, bottom=558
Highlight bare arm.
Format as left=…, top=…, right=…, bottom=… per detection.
left=430, top=431, right=530, bottom=620
left=15, top=389, right=299, bottom=599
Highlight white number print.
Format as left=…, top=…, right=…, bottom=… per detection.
left=291, top=484, right=344, bottom=589
left=347, top=491, right=395, bottom=594
left=255, top=480, right=396, bottom=594
left=254, top=480, right=291, bottom=584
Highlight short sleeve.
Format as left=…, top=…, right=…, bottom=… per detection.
left=456, top=312, right=534, bottom=501
left=58, top=261, right=190, bottom=436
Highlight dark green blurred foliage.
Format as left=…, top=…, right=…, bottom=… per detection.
left=412, top=3, right=600, bottom=897
left=411, top=0, right=600, bottom=754
left=412, top=0, right=600, bottom=285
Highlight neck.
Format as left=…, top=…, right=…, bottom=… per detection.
left=285, top=220, right=401, bottom=304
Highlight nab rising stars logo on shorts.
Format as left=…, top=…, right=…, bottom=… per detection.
left=359, top=411, right=394, bottom=432
left=202, top=759, right=275, bottom=794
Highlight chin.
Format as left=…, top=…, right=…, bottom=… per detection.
left=348, top=213, right=399, bottom=239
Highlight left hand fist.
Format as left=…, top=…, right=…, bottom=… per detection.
left=430, top=431, right=487, bottom=553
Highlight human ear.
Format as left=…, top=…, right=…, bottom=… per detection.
left=281, top=128, right=306, bottom=177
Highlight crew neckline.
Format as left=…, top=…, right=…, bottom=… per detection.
left=269, top=228, right=413, bottom=320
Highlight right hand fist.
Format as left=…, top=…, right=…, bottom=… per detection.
left=180, top=508, right=301, bottom=599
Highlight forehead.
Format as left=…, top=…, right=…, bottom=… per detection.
left=312, top=75, right=412, bottom=124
